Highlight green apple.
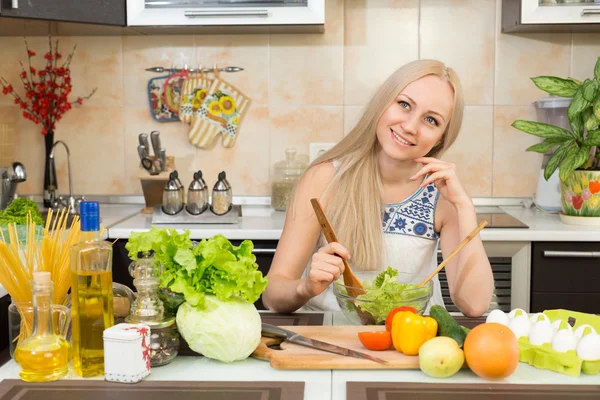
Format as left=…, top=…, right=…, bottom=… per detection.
left=418, top=336, right=464, bottom=378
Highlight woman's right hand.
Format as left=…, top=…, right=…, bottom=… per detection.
left=300, top=242, right=350, bottom=298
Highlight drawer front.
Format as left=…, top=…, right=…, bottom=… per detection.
left=532, top=242, right=600, bottom=294
left=531, top=293, right=600, bottom=314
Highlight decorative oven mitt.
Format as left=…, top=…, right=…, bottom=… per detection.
left=179, top=72, right=214, bottom=124
left=188, top=70, right=252, bottom=149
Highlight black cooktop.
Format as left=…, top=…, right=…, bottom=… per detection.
left=476, top=206, right=529, bottom=229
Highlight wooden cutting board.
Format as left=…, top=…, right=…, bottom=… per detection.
left=251, top=325, right=421, bottom=370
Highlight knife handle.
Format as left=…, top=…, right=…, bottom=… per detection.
left=150, top=131, right=161, bottom=156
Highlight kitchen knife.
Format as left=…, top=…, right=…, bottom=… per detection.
left=138, top=133, right=150, bottom=158
left=261, top=323, right=387, bottom=364
left=158, top=148, right=167, bottom=170
left=150, top=131, right=161, bottom=157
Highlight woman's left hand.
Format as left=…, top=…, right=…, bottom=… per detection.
left=411, top=157, right=472, bottom=209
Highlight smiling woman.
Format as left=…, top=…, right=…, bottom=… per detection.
left=262, top=59, right=494, bottom=319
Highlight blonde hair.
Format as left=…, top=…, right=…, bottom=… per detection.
left=312, top=59, right=464, bottom=271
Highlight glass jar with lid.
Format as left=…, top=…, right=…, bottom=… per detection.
left=211, top=171, right=232, bottom=215
left=271, top=148, right=308, bottom=211
left=126, top=252, right=179, bottom=367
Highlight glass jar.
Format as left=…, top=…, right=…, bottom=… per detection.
left=186, top=170, right=209, bottom=215
left=211, top=171, right=232, bottom=215
left=162, top=171, right=184, bottom=215
left=125, top=252, right=179, bottom=367
left=271, top=148, right=308, bottom=211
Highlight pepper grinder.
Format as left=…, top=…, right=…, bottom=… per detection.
left=162, top=171, right=184, bottom=215
left=211, top=171, right=232, bottom=215
left=186, top=171, right=209, bottom=215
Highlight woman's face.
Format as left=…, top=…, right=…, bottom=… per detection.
left=375, top=74, right=454, bottom=162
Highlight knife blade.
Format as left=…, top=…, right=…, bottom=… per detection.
left=138, top=133, right=150, bottom=157
left=150, top=131, right=161, bottom=157
left=261, top=323, right=387, bottom=364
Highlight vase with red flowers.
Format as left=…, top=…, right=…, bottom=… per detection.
left=1, top=36, right=96, bottom=207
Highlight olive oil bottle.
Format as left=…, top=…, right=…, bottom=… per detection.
left=70, top=201, right=115, bottom=377
left=15, top=272, right=70, bottom=382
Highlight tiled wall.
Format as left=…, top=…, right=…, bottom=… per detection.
left=1, top=0, right=599, bottom=198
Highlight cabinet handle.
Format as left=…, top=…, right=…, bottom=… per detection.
left=252, top=248, right=277, bottom=254
left=11, top=0, right=18, bottom=8
left=543, top=250, right=600, bottom=258
left=581, top=9, right=600, bottom=16
left=184, top=10, right=269, bottom=18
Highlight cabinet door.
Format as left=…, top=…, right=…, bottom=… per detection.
left=521, top=0, right=600, bottom=25
left=0, top=0, right=126, bottom=26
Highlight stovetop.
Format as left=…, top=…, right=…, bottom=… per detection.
left=475, top=206, right=529, bottom=229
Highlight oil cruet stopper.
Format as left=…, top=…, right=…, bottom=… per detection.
left=211, top=171, right=232, bottom=215
left=162, top=170, right=184, bottom=215
left=186, top=170, right=209, bottom=215
left=126, top=253, right=179, bottom=367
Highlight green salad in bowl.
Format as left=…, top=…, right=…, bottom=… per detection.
left=333, top=266, right=433, bottom=325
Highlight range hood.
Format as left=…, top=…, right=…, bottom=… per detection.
left=126, top=0, right=325, bottom=27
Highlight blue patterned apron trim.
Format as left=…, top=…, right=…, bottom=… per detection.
left=382, top=183, right=440, bottom=240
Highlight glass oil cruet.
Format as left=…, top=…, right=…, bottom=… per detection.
left=14, top=272, right=71, bottom=382
left=125, top=252, right=179, bottom=367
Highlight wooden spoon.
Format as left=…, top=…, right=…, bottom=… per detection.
left=310, top=198, right=365, bottom=297
left=418, top=220, right=488, bottom=288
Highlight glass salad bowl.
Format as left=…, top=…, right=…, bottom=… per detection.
left=333, top=279, right=433, bottom=326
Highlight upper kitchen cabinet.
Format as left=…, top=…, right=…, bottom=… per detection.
left=502, top=0, right=600, bottom=33
left=0, top=0, right=126, bottom=26
left=126, top=0, right=325, bottom=34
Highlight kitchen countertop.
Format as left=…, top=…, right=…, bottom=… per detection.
left=106, top=203, right=600, bottom=242
left=0, top=312, right=597, bottom=399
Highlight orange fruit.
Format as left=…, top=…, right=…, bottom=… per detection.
left=463, top=322, right=520, bottom=380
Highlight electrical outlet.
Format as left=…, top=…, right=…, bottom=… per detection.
left=309, top=142, right=336, bottom=162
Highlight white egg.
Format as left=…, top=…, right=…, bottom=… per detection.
left=508, top=308, right=527, bottom=321
left=529, top=313, right=549, bottom=324
left=552, top=329, right=577, bottom=353
left=574, top=324, right=598, bottom=342
left=576, top=333, right=600, bottom=361
left=486, top=309, right=510, bottom=326
left=528, top=320, right=553, bottom=346
left=551, top=319, right=572, bottom=336
left=508, top=315, right=531, bottom=338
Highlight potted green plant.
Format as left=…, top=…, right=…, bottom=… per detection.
left=512, top=56, right=600, bottom=220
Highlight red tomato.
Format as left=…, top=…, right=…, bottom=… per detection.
left=357, top=331, right=393, bottom=351
left=385, top=306, right=418, bottom=331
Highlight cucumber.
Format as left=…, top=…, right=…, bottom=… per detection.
left=429, top=305, right=468, bottom=347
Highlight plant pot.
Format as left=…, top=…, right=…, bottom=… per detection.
left=560, top=170, right=600, bottom=221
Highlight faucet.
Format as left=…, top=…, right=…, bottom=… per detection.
left=49, top=140, right=85, bottom=214
left=0, top=162, right=27, bottom=210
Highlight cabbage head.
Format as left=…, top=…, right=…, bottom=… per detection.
left=176, top=294, right=262, bottom=363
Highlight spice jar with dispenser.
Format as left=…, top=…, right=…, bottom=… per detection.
left=211, top=171, right=232, bottom=215
left=162, top=171, right=184, bottom=215
left=186, top=170, right=209, bottom=215
left=271, top=148, right=308, bottom=211
left=125, top=252, right=179, bottom=367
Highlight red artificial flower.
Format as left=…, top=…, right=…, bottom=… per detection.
left=27, top=50, right=36, bottom=57
left=44, top=52, right=53, bottom=61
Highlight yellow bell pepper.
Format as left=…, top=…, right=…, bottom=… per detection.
left=391, top=311, right=438, bottom=356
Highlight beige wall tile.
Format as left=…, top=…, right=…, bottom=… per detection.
left=194, top=35, right=269, bottom=105
left=441, top=106, right=493, bottom=197
left=124, top=107, right=196, bottom=195
left=492, top=106, right=542, bottom=197
left=495, top=32, right=571, bottom=105
left=122, top=36, right=195, bottom=106
left=52, top=107, right=125, bottom=195
left=344, top=0, right=419, bottom=106
left=269, top=0, right=344, bottom=105
left=195, top=105, right=271, bottom=195
left=420, top=0, right=495, bottom=105
left=344, top=105, right=364, bottom=136
left=269, top=105, right=343, bottom=166
left=572, top=33, right=600, bottom=82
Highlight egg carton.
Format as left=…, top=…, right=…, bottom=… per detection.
left=512, top=309, right=600, bottom=377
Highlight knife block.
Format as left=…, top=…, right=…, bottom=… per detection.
left=138, top=155, right=175, bottom=214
